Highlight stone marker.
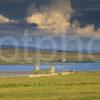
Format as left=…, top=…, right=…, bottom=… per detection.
left=50, top=64, right=55, bottom=74
left=34, top=64, right=40, bottom=71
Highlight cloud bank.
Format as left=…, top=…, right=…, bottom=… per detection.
left=0, top=15, right=18, bottom=24
left=71, top=22, right=100, bottom=37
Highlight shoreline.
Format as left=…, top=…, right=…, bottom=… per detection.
left=0, top=71, right=99, bottom=77
left=29, top=71, right=75, bottom=78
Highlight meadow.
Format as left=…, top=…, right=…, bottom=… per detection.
left=0, top=72, right=99, bottom=100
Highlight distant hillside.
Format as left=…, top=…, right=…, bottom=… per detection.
left=0, top=47, right=100, bottom=64
left=1, top=45, right=100, bottom=53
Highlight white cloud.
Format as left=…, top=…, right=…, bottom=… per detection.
left=26, top=0, right=73, bottom=33
left=0, top=15, right=18, bottom=24
left=26, top=0, right=100, bottom=38
left=70, top=23, right=100, bottom=38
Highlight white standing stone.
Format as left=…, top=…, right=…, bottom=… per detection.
left=35, top=64, right=40, bottom=71
left=50, top=65, right=55, bottom=73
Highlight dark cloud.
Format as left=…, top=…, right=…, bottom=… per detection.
left=0, top=0, right=33, bottom=19
left=71, top=0, right=100, bottom=27
left=0, top=0, right=100, bottom=27
left=0, top=0, right=100, bottom=37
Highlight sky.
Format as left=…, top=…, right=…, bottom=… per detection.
left=0, top=0, right=100, bottom=52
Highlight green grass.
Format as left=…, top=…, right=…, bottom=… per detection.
left=0, top=72, right=100, bottom=100
left=33, top=70, right=51, bottom=75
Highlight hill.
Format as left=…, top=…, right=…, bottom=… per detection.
left=0, top=47, right=100, bottom=64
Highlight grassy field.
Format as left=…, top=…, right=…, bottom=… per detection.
left=0, top=72, right=99, bottom=100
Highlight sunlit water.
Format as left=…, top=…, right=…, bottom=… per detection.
left=0, top=63, right=100, bottom=72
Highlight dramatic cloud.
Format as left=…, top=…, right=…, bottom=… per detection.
left=26, top=0, right=73, bottom=33
left=70, top=22, right=100, bottom=38
left=26, top=0, right=100, bottom=38
left=0, top=15, right=18, bottom=24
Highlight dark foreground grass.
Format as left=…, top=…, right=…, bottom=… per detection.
left=0, top=72, right=100, bottom=100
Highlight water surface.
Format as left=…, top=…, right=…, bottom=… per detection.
left=0, top=63, right=100, bottom=72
